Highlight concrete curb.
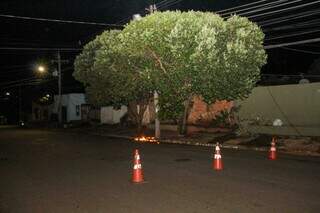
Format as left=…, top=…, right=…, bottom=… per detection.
left=94, top=132, right=269, bottom=152
left=56, top=130, right=320, bottom=156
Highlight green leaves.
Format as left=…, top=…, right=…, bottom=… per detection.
left=74, top=11, right=267, bottom=121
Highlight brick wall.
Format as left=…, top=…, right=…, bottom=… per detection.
left=188, top=96, right=234, bottom=126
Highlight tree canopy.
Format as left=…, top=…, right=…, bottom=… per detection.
left=120, top=11, right=267, bottom=121
left=74, top=11, right=267, bottom=133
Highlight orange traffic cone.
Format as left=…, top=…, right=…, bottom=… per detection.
left=213, top=143, right=223, bottom=171
left=268, top=137, right=277, bottom=160
left=132, top=149, right=144, bottom=183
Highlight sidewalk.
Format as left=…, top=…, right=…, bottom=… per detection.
left=64, top=124, right=320, bottom=157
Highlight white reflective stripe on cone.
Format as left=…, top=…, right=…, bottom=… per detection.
left=214, top=154, right=221, bottom=159
left=135, top=155, right=140, bottom=160
left=133, top=164, right=142, bottom=169
left=270, top=147, right=276, bottom=151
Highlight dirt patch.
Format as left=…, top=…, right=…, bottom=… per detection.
left=281, top=138, right=320, bottom=154
left=239, top=134, right=273, bottom=147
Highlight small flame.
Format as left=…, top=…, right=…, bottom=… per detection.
left=134, top=136, right=159, bottom=144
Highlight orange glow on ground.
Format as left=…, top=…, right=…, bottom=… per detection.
left=134, top=136, right=159, bottom=144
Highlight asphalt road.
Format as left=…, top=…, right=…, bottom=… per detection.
left=0, top=127, right=320, bottom=213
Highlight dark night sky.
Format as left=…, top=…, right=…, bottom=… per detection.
left=0, top=0, right=320, bottom=122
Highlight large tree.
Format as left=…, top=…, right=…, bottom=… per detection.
left=120, top=11, right=267, bottom=134
left=74, top=11, right=266, bottom=135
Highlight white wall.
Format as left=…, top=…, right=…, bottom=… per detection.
left=66, top=94, right=86, bottom=122
left=236, top=82, right=320, bottom=136
left=52, top=93, right=86, bottom=122
left=101, top=106, right=127, bottom=124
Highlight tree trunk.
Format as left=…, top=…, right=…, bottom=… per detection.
left=178, top=96, right=193, bottom=136
left=128, top=100, right=149, bottom=136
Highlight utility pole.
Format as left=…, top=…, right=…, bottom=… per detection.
left=146, top=4, right=161, bottom=139
left=146, top=4, right=157, bottom=13
left=52, top=50, right=68, bottom=124
left=57, top=50, right=62, bottom=124
left=19, top=85, right=22, bottom=122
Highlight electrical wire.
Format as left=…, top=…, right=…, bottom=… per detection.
left=262, top=73, right=320, bottom=77
left=281, top=47, right=320, bottom=55
left=0, top=77, right=39, bottom=86
left=266, top=86, right=302, bottom=136
left=230, top=0, right=303, bottom=17
left=264, top=37, right=320, bottom=49
left=156, top=0, right=175, bottom=7
left=247, top=0, right=320, bottom=19
left=0, top=66, right=74, bottom=88
left=0, top=47, right=82, bottom=51
left=220, top=0, right=289, bottom=16
left=264, top=19, right=320, bottom=32
left=215, top=0, right=268, bottom=14
left=259, top=9, right=320, bottom=26
left=116, top=7, right=147, bottom=25
left=0, top=14, right=123, bottom=27
left=157, top=0, right=183, bottom=10
left=0, top=41, right=77, bottom=47
left=1, top=79, right=55, bottom=89
left=265, top=29, right=320, bottom=41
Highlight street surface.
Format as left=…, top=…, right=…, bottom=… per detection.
left=1, top=127, right=320, bottom=213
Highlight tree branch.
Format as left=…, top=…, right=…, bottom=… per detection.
left=146, top=47, right=167, bottom=74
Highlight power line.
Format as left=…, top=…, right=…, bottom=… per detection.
left=0, top=40, right=77, bottom=47
left=1, top=79, right=56, bottom=89
left=247, top=0, right=320, bottom=19
left=0, top=77, right=39, bottom=86
left=82, top=1, right=165, bottom=42
left=264, top=19, right=320, bottom=32
left=0, top=68, right=31, bottom=75
left=157, top=0, right=183, bottom=10
left=116, top=8, right=147, bottom=25
left=216, top=0, right=268, bottom=14
left=259, top=9, right=320, bottom=27
left=156, top=0, right=175, bottom=7
left=1, top=80, right=44, bottom=88
left=0, top=47, right=82, bottom=51
left=265, top=28, right=320, bottom=41
left=281, top=47, right=320, bottom=55
left=231, top=0, right=303, bottom=17
left=264, top=37, right=320, bottom=49
left=0, top=14, right=123, bottom=27
left=220, top=0, right=288, bottom=16
left=114, top=1, right=181, bottom=26
left=0, top=66, right=74, bottom=88
left=262, top=73, right=320, bottom=77
left=266, top=86, right=302, bottom=136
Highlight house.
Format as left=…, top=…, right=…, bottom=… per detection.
left=51, top=93, right=86, bottom=123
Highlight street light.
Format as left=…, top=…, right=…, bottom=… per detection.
left=37, top=65, right=46, bottom=73
left=132, top=14, right=142, bottom=21
left=36, top=53, right=65, bottom=124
